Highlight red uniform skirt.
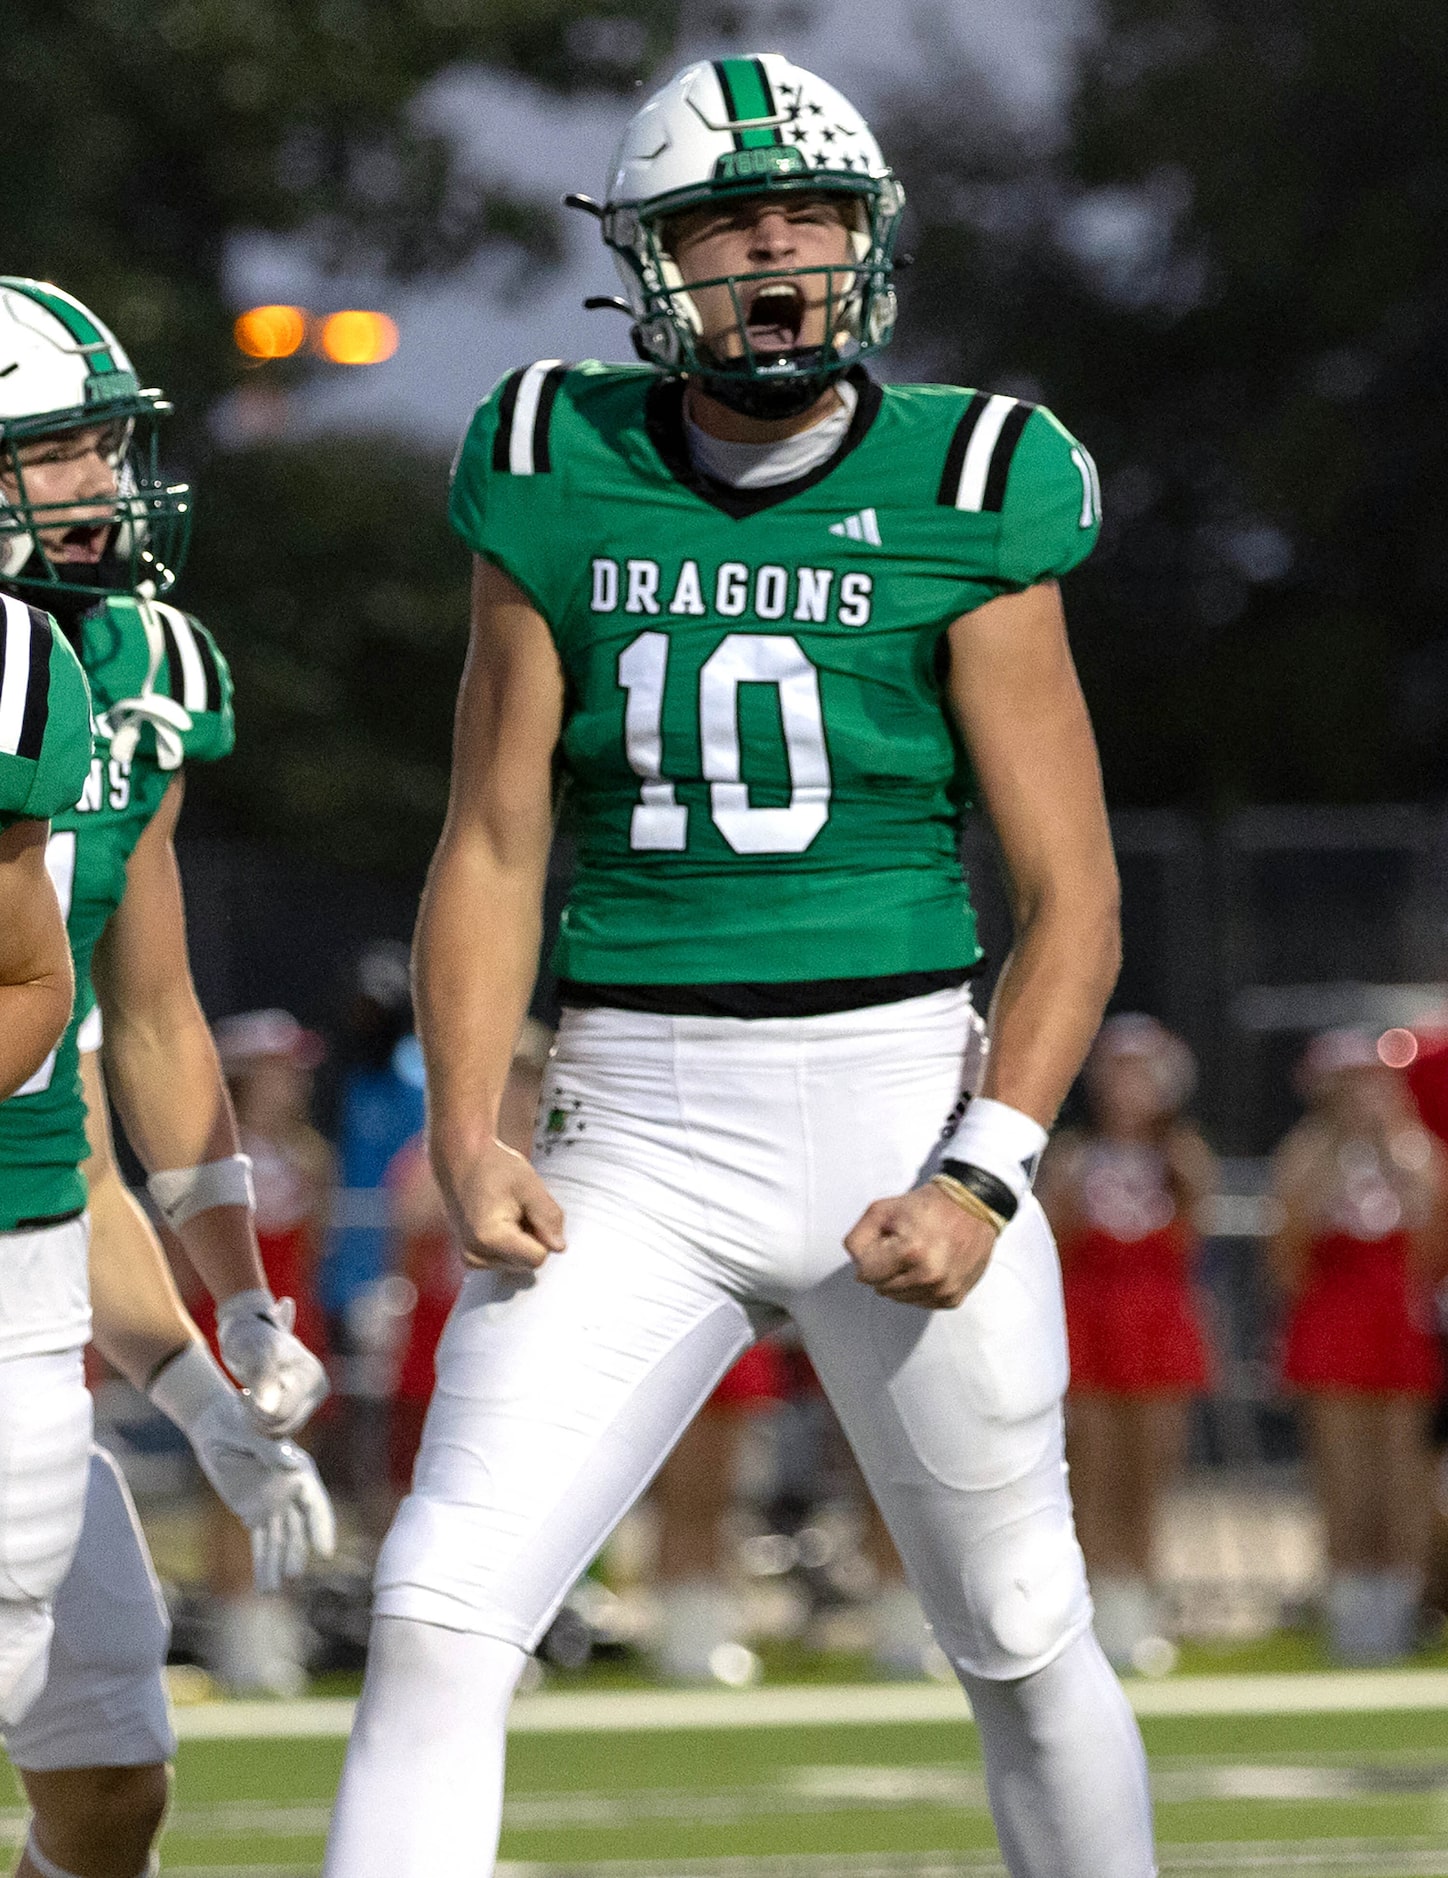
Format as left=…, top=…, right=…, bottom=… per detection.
left=1062, top=1219, right=1213, bottom=1394
left=1280, top=1230, right=1442, bottom=1395
left=708, top=1338, right=790, bottom=1410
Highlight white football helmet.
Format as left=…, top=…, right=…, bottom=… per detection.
left=597, top=54, right=904, bottom=416
left=0, top=278, right=190, bottom=599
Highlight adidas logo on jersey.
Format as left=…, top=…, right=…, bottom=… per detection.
left=828, top=507, right=882, bottom=546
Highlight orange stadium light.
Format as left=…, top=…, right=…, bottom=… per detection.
left=233, top=304, right=307, bottom=360
left=317, top=310, right=399, bottom=365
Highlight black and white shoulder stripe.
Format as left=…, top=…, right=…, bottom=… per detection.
left=936, top=393, right=1034, bottom=513
left=150, top=601, right=221, bottom=715
left=491, top=360, right=570, bottom=476
left=0, top=593, right=55, bottom=762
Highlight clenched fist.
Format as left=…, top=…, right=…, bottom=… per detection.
left=435, top=1137, right=567, bottom=1272
left=844, top=1181, right=998, bottom=1309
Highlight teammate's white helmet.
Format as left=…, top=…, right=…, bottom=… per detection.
left=0, top=278, right=190, bottom=599
left=599, top=54, right=904, bottom=416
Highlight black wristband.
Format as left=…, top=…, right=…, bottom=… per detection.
left=937, top=1159, right=1020, bottom=1224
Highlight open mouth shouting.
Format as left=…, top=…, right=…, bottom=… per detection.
left=743, top=280, right=808, bottom=353
left=47, top=521, right=112, bottom=564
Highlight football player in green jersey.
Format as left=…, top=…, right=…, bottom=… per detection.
left=326, top=56, right=1152, bottom=1878
left=0, top=280, right=334, bottom=1878
left=0, top=599, right=92, bottom=1098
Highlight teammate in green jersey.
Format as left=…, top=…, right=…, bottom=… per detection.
left=0, top=279, right=333, bottom=1878
left=0, top=599, right=92, bottom=1097
left=326, top=56, right=1152, bottom=1878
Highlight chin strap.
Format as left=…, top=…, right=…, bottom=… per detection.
left=94, top=590, right=194, bottom=770
left=698, top=363, right=846, bottom=422
left=96, top=692, right=192, bottom=770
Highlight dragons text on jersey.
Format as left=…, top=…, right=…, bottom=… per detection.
left=450, top=361, right=1100, bottom=995
left=590, top=557, right=876, bottom=627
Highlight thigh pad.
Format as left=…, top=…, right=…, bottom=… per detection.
left=5, top=1448, right=175, bottom=1772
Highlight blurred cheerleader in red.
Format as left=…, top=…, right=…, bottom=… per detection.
left=196, top=1010, right=335, bottom=1692
left=1038, top=1014, right=1216, bottom=1671
left=1270, top=1028, right=1448, bottom=1663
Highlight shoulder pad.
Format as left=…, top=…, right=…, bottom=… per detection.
left=90, top=596, right=234, bottom=771
left=147, top=602, right=234, bottom=762
left=0, top=595, right=93, bottom=819
left=487, top=359, right=573, bottom=479
left=450, top=360, right=572, bottom=561
left=935, top=392, right=1037, bottom=515
left=936, top=394, right=1100, bottom=588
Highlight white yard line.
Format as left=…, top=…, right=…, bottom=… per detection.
left=490, top=1848, right=1448, bottom=1878
left=4, top=1758, right=1438, bottom=1844
left=6, top=1763, right=1439, bottom=1846
left=150, top=1858, right=1448, bottom=1878
left=172, top=1670, right=1448, bottom=1740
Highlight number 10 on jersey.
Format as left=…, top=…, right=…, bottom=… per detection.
left=618, top=631, right=832, bottom=857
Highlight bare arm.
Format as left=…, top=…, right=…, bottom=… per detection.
left=91, top=774, right=266, bottom=1303
left=78, top=1045, right=199, bottom=1386
left=1412, top=1141, right=1448, bottom=1282
left=1164, top=1124, right=1219, bottom=1227
left=1265, top=1121, right=1328, bottom=1296
left=950, top=582, right=1121, bottom=1124
left=79, top=1046, right=335, bottom=1585
left=1034, top=1129, right=1088, bottom=1245
left=846, top=582, right=1119, bottom=1309
left=413, top=558, right=566, bottom=1268
left=0, top=817, right=74, bottom=1100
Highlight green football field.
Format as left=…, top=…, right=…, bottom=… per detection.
left=5, top=1681, right=1448, bottom=1876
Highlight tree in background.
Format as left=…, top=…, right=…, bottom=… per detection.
left=6, top=0, right=676, bottom=872
left=885, top=0, right=1448, bottom=809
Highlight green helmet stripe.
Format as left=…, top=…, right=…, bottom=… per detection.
left=714, top=57, right=782, bottom=150
left=15, top=281, right=119, bottom=375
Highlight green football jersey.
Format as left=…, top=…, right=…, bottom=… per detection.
left=0, top=594, right=93, bottom=829
left=0, top=594, right=234, bottom=1230
left=450, top=362, right=1101, bottom=991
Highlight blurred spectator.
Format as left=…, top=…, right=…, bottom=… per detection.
left=1398, top=1023, right=1448, bottom=1627
left=649, top=1343, right=788, bottom=1684
left=650, top=1339, right=936, bottom=1681
left=1268, top=1029, right=1448, bottom=1664
left=208, top=1008, right=333, bottom=1357
left=198, top=1008, right=334, bottom=1693
left=320, top=943, right=426, bottom=1533
left=322, top=942, right=426, bottom=1339
left=1038, top=1014, right=1216, bottom=1673
left=384, top=1134, right=465, bottom=1495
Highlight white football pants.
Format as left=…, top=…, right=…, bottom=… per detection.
left=328, top=990, right=1155, bottom=1876
left=0, top=1217, right=94, bottom=1728
left=3, top=1445, right=175, bottom=1773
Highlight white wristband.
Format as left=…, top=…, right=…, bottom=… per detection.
left=147, top=1153, right=255, bottom=1229
left=146, top=1339, right=234, bottom=1436
left=216, top=1286, right=277, bottom=1333
left=940, top=1097, right=1048, bottom=1205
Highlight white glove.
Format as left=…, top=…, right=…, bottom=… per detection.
left=149, top=1342, right=337, bottom=1594
left=217, top=1288, right=330, bottom=1437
